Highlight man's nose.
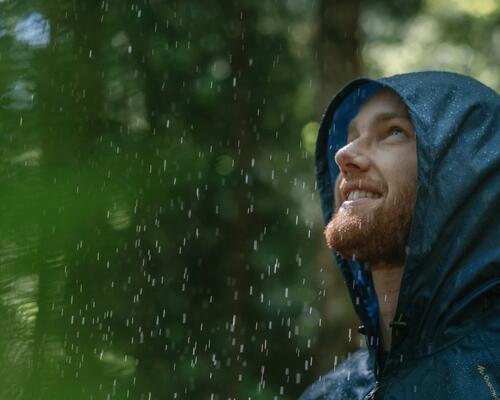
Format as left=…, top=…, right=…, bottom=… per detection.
left=334, top=141, right=370, bottom=175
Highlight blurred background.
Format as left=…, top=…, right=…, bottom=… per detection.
left=0, top=0, right=498, bottom=399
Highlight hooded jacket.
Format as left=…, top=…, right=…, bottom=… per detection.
left=300, top=71, right=500, bottom=399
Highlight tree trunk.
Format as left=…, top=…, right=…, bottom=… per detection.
left=317, top=0, right=361, bottom=113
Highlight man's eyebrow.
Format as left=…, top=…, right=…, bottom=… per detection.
left=348, top=112, right=411, bottom=133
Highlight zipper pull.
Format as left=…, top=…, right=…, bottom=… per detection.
left=364, top=382, right=380, bottom=399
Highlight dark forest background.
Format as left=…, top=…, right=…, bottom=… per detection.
left=0, top=0, right=498, bottom=399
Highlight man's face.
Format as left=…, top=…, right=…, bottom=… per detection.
left=324, top=89, right=418, bottom=266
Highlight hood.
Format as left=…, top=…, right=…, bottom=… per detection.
left=316, top=71, right=500, bottom=357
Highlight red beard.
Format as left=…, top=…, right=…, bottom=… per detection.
left=324, top=184, right=416, bottom=266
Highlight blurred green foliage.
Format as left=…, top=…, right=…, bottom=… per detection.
left=362, top=0, right=500, bottom=88
left=0, top=0, right=497, bottom=399
left=0, top=1, right=322, bottom=399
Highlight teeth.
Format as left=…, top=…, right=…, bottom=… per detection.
left=347, top=190, right=380, bottom=201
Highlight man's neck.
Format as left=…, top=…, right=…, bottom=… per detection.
left=370, top=263, right=404, bottom=351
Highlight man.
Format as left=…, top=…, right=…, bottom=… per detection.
left=300, top=72, right=500, bottom=399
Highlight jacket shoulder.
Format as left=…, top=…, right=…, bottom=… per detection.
left=299, top=348, right=375, bottom=400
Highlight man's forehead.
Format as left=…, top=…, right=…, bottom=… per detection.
left=348, top=89, right=410, bottom=131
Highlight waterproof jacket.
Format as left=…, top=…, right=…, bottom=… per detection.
left=300, top=71, right=500, bottom=400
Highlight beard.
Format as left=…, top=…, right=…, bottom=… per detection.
left=324, top=184, right=416, bottom=267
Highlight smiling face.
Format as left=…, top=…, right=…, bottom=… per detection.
left=324, top=88, right=418, bottom=266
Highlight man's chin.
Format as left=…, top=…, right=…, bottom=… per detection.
left=324, top=212, right=372, bottom=256
left=324, top=207, right=408, bottom=265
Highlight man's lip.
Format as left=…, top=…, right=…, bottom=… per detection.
left=340, top=181, right=384, bottom=200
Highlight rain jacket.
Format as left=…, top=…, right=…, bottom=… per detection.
left=300, top=71, right=500, bottom=399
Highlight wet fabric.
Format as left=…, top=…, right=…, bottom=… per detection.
left=301, top=71, right=500, bottom=399
left=300, top=349, right=374, bottom=400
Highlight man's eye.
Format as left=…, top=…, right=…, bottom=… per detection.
left=390, top=127, right=405, bottom=136
left=388, top=127, right=406, bottom=138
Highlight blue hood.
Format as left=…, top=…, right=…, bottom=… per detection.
left=316, top=71, right=500, bottom=357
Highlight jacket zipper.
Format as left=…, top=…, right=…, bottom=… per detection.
left=364, top=382, right=380, bottom=399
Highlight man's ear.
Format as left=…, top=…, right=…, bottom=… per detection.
left=334, top=174, right=342, bottom=212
